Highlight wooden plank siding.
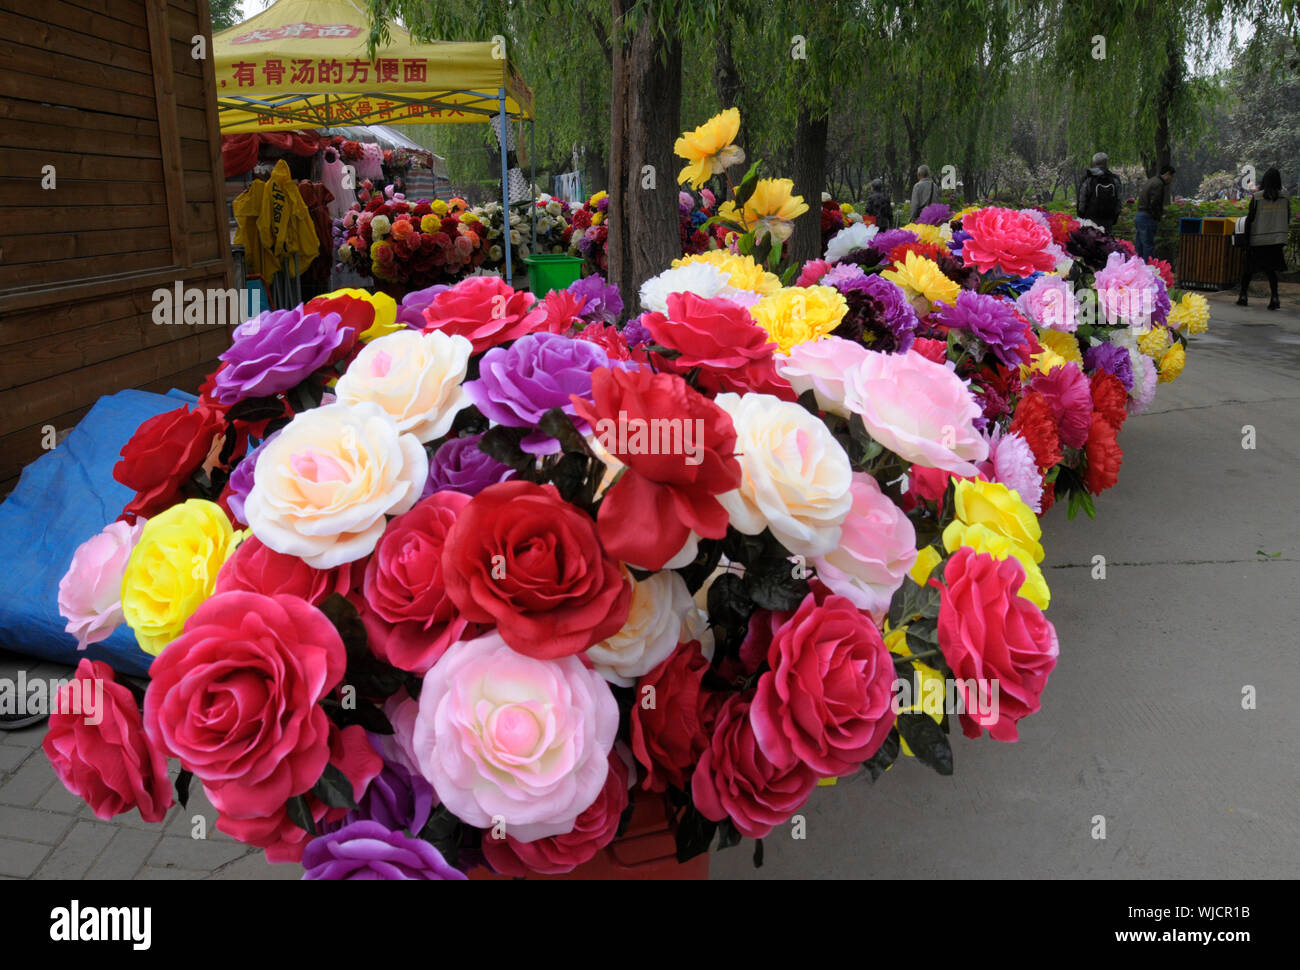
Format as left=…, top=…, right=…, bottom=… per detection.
left=0, top=0, right=233, bottom=495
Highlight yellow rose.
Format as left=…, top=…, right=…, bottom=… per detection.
left=942, top=522, right=1050, bottom=610
left=909, top=545, right=943, bottom=586
left=121, top=500, right=235, bottom=656
left=748, top=285, right=847, bottom=354
left=431, top=200, right=449, bottom=217
left=944, top=479, right=1044, bottom=564
left=420, top=214, right=439, bottom=233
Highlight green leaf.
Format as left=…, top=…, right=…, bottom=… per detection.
left=862, top=729, right=901, bottom=782
left=285, top=794, right=317, bottom=836
left=752, top=837, right=765, bottom=869
left=732, top=159, right=763, bottom=208
left=674, top=803, right=718, bottom=863
left=174, top=769, right=193, bottom=810
left=311, top=762, right=357, bottom=810
left=715, top=817, right=743, bottom=851
left=317, top=593, right=368, bottom=660
left=896, top=713, right=954, bottom=776
left=539, top=407, right=596, bottom=457
left=477, top=425, right=534, bottom=475
left=333, top=698, right=395, bottom=735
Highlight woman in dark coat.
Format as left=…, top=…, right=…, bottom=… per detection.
left=1237, top=168, right=1291, bottom=310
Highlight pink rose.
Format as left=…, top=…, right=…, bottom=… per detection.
left=414, top=631, right=618, bottom=842
left=692, top=693, right=817, bottom=839
left=750, top=592, right=896, bottom=776
left=144, top=591, right=346, bottom=820
left=421, top=276, right=548, bottom=354
left=937, top=547, right=1059, bottom=742
left=43, top=659, right=172, bottom=823
left=777, top=336, right=870, bottom=416
left=215, top=535, right=362, bottom=605
left=812, top=472, right=917, bottom=617
left=845, top=349, right=988, bottom=476
left=57, top=519, right=144, bottom=649
left=360, top=492, right=472, bottom=674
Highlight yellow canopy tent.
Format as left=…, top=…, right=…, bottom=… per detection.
left=214, top=0, right=536, bottom=280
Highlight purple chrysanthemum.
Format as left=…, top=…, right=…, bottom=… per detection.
left=1083, top=341, right=1135, bottom=392
left=931, top=290, right=1030, bottom=367
left=917, top=202, right=952, bottom=226
left=870, top=228, right=919, bottom=255
left=569, top=274, right=624, bottom=324
left=621, top=313, right=655, bottom=348
left=821, top=262, right=871, bottom=293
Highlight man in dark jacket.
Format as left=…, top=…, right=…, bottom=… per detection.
left=1077, top=152, right=1123, bottom=232
left=862, top=179, right=893, bottom=230
left=1135, top=165, right=1175, bottom=259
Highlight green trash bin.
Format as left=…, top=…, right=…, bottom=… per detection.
left=523, top=254, right=584, bottom=297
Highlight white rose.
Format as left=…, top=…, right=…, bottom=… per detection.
left=714, top=392, right=853, bottom=557
left=335, top=329, right=472, bottom=443
left=244, top=402, right=427, bottom=569
left=587, top=570, right=696, bottom=687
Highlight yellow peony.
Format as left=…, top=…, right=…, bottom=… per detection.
left=748, top=285, right=847, bottom=354
left=1158, top=341, right=1185, bottom=383
left=674, top=107, right=745, bottom=189
left=121, top=500, right=236, bottom=656
left=909, top=545, right=943, bottom=586
left=459, top=211, right=480, bottom=225
left=840, top=203, right=855, bottom=215
left=1036, top=329, right=1084, bottom=370
left=419, top=214, right=439, bottom=233
left=1138, top=325, right=1171, bottom=359
left=673, top=250, right=781, bottom=296
left=882, top=251, right=960, bottom=307
left=942, top=522, right=1050, bottom=610
left=1169, top=293, right=1209, bottom=335
left=588, top=190, right=608, bottom=207
left=902, top=222, right=947, bottom=246
left=313, top=287, right=400, bottom=343
left=944, top=479, right=1044, bottom=564
left=722, top=178, right=809, bottom=244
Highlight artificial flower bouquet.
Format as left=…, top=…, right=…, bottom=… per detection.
left=567, top=190, right=610, bottom=276
left=335, top=191, right=489, bottom=297
left=45, top=109, right=1210, bottom=881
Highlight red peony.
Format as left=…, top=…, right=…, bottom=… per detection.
left=114, top=403, right=227, bottom=522
left=1089, top=370, right=1129, bottom=431
left=571, top=367, right=742, bottom=570
left=1082, top=410, right=1123, bottom=495
left=538, top=287, right=587, bottom=333
left=441, top=481, right=631, bottom=658
left=422, top=276, right=547, bottom=354
left=938, top=547, right=1058, bottom=741
left=648, top=293, right=778, bottom=373
left=1010, top=390, right=1063, bottom=472
left=43, top=659, right=173, bottom=823
left=631, top=640, right=716, bottom=792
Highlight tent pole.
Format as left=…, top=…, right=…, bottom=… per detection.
left=498, top=89, right=512, bottom=287
left=530, top=117, right=537, bottom=256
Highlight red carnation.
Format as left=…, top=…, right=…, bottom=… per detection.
left=1082, top=411, right=1123, bottom=495
left=1009, top=390, right=1062, bottom=472
left=1089, top=370, right=1129, bottom=431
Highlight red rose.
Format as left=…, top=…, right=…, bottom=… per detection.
left=750, top=592, right=895, bottom=776
left=42, top=659, right=173, bottom=823
left=1009, top=390, right=1062, bottom=472
left=631, top=641, right=716, bottom=792
left=691, top=693, right=817, bottom=839
left=422, top=276, right=547, bottom=354
left=442, top=481, right=631, bottom=658
left=1082, top=410, right=1123, bottom=495
left=144, top=591, right=346, bottom=820
left=360, top=492, right=472, bottom=674
left=1089, top=370, right=1128, bottom=431
left=911, top=337, right=950, bottom=365
left=216, top=724, right=381, bottom=863
left=114, top=403, right=226, bottom=521
left=215, top=535, right=362, bottom=605
left=480, top=751, right=629, bottom=876
left=649, top=293, right=778, bottom=373
left=937, top=547, right=1058, bottom=742
left=571, top=367, right=742, bottom=570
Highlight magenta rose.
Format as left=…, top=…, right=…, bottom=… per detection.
left=691, top=692, right=818, bottom=839
left=360, top=491, right=472, bottom=674
left=144, top=591, right=346, bottom=820
left=43, top=659, right=173, bottom=823
left=421, top=275, right=547, bottom=354
left=215, top=535, right=363, bottom=605
left=937, top=547, right=1059, bottom=741
left=750, top=591, right=896, bottom=776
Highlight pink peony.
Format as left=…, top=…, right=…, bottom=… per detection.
left=795, top=259, right=832, bottom=287
left=811, top=472, right=917, bottom=617
left=1031, top=362, right=1092, bottom=450
left=1093, top=251, right=1160, bottom=329
left=960, top=207, right=1058, bottom=278
left=1016, top=275, right=1079, bottom=332
left=978, top=429, right=1043, bottom=514
left=844, top=349, right=988, bottom=476
left=777, top=336, right=870, bottom=417
left=57, top=519, right=144, bottom=650
left=413, top=630, right=619, bottom=842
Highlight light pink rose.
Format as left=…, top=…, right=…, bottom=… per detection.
left=777, top=337, right=870, bottom=416
left=58, top=520, right=145, bottom=649
left=413, top=631, right=618, bottom=842
left=844, top=349, right=988, bottom=476
left=811, top=473, right=916, bottom=617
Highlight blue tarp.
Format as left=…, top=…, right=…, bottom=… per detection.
left=0, top=389, right=198, bottom=677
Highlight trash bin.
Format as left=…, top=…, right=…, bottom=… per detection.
left=523, top=254, right=584, bottom=298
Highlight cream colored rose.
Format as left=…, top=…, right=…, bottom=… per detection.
left=245, top=402, right=428, bottom=569
left=334, top=329, right=472, bottom=443
left=715, top=392, right=853, bottom=557
left=587, top=570, right=696, bottom=687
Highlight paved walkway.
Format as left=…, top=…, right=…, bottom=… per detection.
left=2, top=283, right=1297, bottom=880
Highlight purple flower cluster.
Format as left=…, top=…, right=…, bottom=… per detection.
left=932, top=290, right=1030, bottom=367
left=302, top=820, right=466, bottom=880
left=568, top=274, right=623, bottom=325
left=620, top=313, right=654, bottom=348
left=869, top=228, right=919, bottom=256
left=212, top=308, right=351, bottom=406
left=422, top=434, right=514, bottom=499
left=916, top=202, right=952, bottom=226
left=1084, top=341, right=1135, bottom=392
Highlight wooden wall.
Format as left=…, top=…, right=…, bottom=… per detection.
left=0, top=0, right=232, bottom=493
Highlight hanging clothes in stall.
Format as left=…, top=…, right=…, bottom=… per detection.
left=297, top=180, right=336, bottom=289
left=258, top=159, right=319, bottom=278
left=320, top=145, right=354, bottom=220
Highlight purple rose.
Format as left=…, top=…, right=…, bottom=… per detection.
left=302, top=821, right=466, bottom=880
left=1084, top=341, right=1135, bottom=392
left=398, top=284, right=450, bottom=329
left=212, top=308, right=351, bottom=406
left=568, top=274, right=624, bottom=325
left=931, top=290, right=1030, bottom=367
left=225, top=431, right=279, bottom=526
left=320, top=759, right=435, bottom=835
left=463, top=332, right=620, bottom=454
left=422, top=434, right=514, bottom=498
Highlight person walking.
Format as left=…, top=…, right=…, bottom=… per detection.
left=1237, top=167, right=1290, bottom=310
left=910, top=166, right=940, bottom=221
left=1077, top=152, right=1123, bottom=232
left=863, top=178, right=893, bottom=230
left=1135, top=164, right=1175, bottom=259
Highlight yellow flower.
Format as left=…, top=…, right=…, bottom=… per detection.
left=588, top=190, right=608, bottom=207
left=459, top=211, right=479, bottom=225
left=840, top=203, right=855, bottom=215
left=720, top=179, right=810, bottom=244
left=420, top=214, right=439, bottom=233
left=673, top=250, right=781, bottom=296
left=909, top=545, right=943, bottom=586
left=944, top=479, right=1044, bottom=564
left=591, top=211, right=603, bottom=226
left=121, top=500, right=235, bottom=656
left=942, top=522, right=1050, bottom=610
left=955, top=205, right=983, bottom=220
left=674, top=107, right=745, bottom=189
left=881, top=251, right=960, bottom=307
left=1036, top=329, right=1084, bottom=370
left=748, top=285, right=847, bottom=354
left=1019, top=348, right=1069, bottom=383
left=431, top=199, right=448, bottom=217
left=1138, top=325, right=1171, bottom=359
left=886, top=626, right=947, bottom=755
left=902, top=222, right=946, bottom=246
left=1158, top=342, right=1185, bottom=383
left=1169, top=293, right=1209, bottom=335
left=314, top=287, right=400, bottom=342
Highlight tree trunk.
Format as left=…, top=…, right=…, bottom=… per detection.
left=713, top=21, right=743, bottom=153
left=608, top=0, right=683, bottom=313
left=790, top=108, right=829, bottom=266
left=1153, top=26, right=1181, bottom=177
